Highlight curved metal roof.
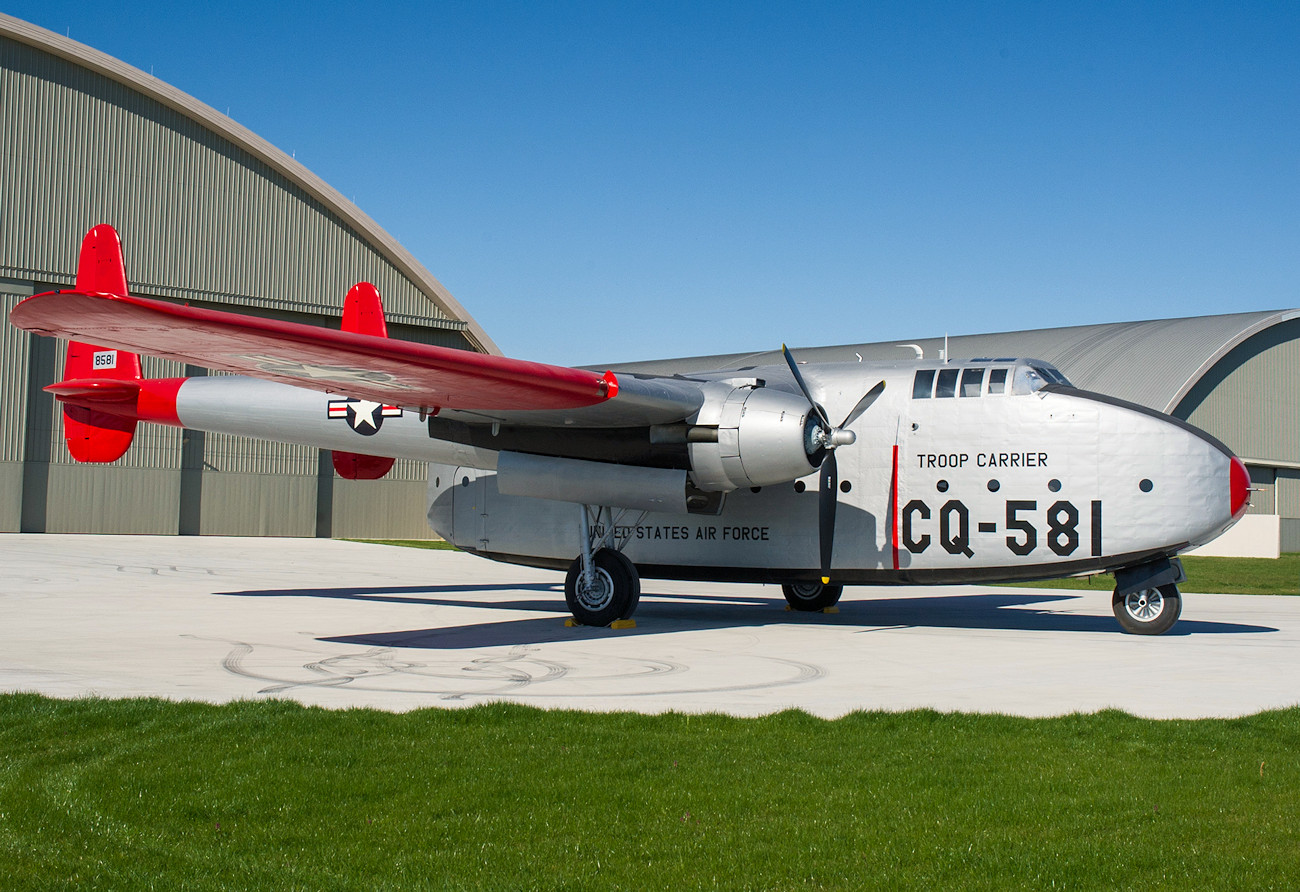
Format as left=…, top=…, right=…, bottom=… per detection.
left=0, top=13, right=499, bottom=355
left=613, top=309, right=1300, bottom=414
left=863, top=310, right=1300, bottom=413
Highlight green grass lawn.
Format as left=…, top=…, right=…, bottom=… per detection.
left=345, top=537, right=458, bottom=551
left=2, top=694, right=1298, bottom=890
left=1007, top=554, right=1300, bottom=596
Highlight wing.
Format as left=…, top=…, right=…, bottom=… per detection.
left=10, top=288, right=703, bottom=427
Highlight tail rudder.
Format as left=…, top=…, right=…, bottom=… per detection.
left=76, top=224, right=130, bottom=296
left=341, top=281, right=388, bottom=337
left=333, top=282, right=396, bottom=480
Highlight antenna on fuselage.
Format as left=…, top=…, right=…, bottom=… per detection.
left=941, top=333, right=949, bottom=363
left=899, top=343, right=924, bottom=360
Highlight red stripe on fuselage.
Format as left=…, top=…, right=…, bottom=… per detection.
left=891, top=444, right=900, bottom=571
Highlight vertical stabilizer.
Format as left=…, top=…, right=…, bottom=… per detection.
left=61, top=225, right=141, bottom=462
left=333, top=283, right=397, bottom=480
left=76, top=224, right=130, bottom=296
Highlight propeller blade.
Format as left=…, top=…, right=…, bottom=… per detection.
left=782, top=344, right=832, bottom=432
left=819, top=450, right=837, bottom=580
left=840, top=380, right=886, bottom=429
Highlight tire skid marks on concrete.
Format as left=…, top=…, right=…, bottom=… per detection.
left=206, top=636, right=825, bottom=703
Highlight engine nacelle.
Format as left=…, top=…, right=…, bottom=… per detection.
left=687, top=383, right=818, bottom=491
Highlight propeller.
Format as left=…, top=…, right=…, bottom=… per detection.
left=782, top=345, right=885, bottom=582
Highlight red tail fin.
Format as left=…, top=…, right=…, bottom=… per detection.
left=61, top=226, right=142, bottom=462
left=332, top=283, right=396, bottom=480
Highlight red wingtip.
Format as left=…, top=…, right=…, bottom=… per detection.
left=75, top=224, right=129, bottom=297
left=1230, top=455, right=1250, bottom=520
left=342, top=282, right=387, bottom=338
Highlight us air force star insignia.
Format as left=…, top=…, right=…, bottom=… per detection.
left=235, top=354, right=411, bottom=389
left=327, top=395, right=403, bottom=435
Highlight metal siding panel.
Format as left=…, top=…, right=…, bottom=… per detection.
left=330, top=478, right=437, bottom=539
left=1277, top=471, right=1300, bottom=519
left=1282, top=519, right=1300, bottom=554
left=43, top=464, right=180, bottom=534
left=0, top=462, right=22, bottom=531
left=0, top=288, right=32, bottom=462
left=1184, top=336, right=1300, bottom=465
left=199, top=473, right=317, bottom=536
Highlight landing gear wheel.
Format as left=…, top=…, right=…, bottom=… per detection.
left=782, top=581, right=844, bottom=612
left=565, top=548, right=639, bottom=626
left=604, top=550, right=641, bottom=619
left=1112, top=583, right=1182, bottom=635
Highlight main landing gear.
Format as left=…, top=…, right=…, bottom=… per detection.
left=781, top=581, right=844, bottom=612
left=564, top=505, right=641, bottom=626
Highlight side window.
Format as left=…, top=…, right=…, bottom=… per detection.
left=912, top=369, right=935, bottom=399
left=988, top=368, right=1008, bottom=394
left=935, top=368, right=959, bottom=398
left=960, top=367, right=984, bottom=397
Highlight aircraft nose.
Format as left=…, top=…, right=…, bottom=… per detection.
left=1230, top=455, right=1250, bottom=520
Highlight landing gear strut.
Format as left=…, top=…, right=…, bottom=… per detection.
left=564, top=504, right=641, bottom=626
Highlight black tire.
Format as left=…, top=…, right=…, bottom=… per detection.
left=782, top=581, right=844, bottom=612
left=1112, top=583, right=1182, bottom=635
left=604, top=550, right=641, bottom=619
left=565, top=549, right=638, bottom=626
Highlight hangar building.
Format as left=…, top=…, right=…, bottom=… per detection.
left=1, top=14, right=496, bottom=539
left=3, top=14, right=1296, bottom=552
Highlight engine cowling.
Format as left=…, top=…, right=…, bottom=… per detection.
left=686, top=384, right=819, bottom=491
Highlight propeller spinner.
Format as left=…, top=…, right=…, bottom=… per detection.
left=782, top=345, right=885, bottom=582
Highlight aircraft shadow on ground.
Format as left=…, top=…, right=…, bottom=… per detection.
left=215, top=584, right=1278, bottom=649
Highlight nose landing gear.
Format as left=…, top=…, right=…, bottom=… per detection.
left=1112, top=583, right=1182, bottom=635
left=1112, top=557, right=1186, bottom=635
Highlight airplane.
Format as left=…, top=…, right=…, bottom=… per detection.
left=10, top=225, right=1251, bottom=635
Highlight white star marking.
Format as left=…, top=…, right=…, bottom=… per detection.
left=349, top=400, right=382, bottom=431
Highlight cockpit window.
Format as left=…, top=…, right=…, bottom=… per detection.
left=1012, top=365, right=1048, bottom=394
left=988, top=368, right=1008, bottom=394
left=1033, top=365, right=1072, bottom=386
left=960, top=367, right=984, bottom=397
left=935, top=368, right=959, bottom=398
left=912, top=369, right=935, bottom=398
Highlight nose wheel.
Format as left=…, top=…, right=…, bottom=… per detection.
left=1112, top=583, right=1181, bottom=635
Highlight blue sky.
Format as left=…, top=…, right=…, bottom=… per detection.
left=10, top=2, right=1300, bottom=365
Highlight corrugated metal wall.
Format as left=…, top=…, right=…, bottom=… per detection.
left=1179, top=321, right=1300, bottom=467
left=0, top=284, right=31, bottom=531
left=0, top=31, right=474, bottom=539
left=0, top=34, right=468, bottom=331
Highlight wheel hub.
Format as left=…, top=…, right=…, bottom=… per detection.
left=1124, top=588, right=1164, bottom=622
left=789, top=581, right=823, bottom=601
left=575, top=567, right=615, bottom=611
